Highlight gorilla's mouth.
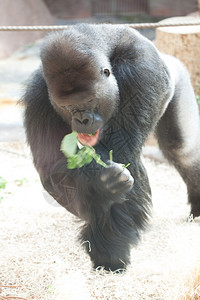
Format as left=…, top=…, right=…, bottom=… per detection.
left=77, top=128, right=100, bottom=146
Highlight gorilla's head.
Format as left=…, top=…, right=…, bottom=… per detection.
left=40, top=29, right=119, bottom=146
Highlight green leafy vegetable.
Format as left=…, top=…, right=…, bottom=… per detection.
left=123, top=163, right=131, bottom=168
left=60, top=132, right=130, bottom=170
left=109, top=149, right=113, bottom=163
left=88, top=133, right=96, bottom=136
left=67, top=147, right=93, bottom=169
left=14, top=177, right=29, bottom=187
left=60, top=131, right=78, bottom=157
left=0, top=177, right=7, bottom=189
left=61, top=132, right=107, bottom=169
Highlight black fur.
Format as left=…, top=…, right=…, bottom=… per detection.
left=22, top=24, right=200, bottom=271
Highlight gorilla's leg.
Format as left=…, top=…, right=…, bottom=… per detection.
left=80, top=205, right=134, bottom=271
left=156, top=70, right=200, bottom=217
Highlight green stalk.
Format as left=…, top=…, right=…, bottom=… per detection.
left=109, top=150, right=113, bottom=162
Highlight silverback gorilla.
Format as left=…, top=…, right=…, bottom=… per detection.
left=22, top=24, right=200, bottom=271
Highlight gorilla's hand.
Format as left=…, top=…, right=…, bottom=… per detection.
left=100, top=162, right=134, bottom=195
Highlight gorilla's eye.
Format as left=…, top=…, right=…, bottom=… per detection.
left=103, top=68, right=110, bottom=77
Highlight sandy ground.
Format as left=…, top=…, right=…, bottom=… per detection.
left=1, top=134, right=200, bottom=300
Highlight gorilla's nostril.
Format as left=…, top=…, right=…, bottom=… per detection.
left=82, top=119, right=89, bottom=125
left=72, top=111, right=103, bottom=133
left=75, top=118, right=89, bottom=125
left=75, top=118, right=82, bottom=124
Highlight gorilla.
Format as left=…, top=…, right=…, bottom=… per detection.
left=22, top=23, right=200, bottom=271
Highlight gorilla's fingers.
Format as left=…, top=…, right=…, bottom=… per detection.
left=100, top=162, right=134, bottom=194
left=100, top=162, right=124, bottom=182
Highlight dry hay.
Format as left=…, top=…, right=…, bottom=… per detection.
left=177, top=258, right=200, bottom=300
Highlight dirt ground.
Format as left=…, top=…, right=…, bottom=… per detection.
left=1, top=134, right=200, bottom=300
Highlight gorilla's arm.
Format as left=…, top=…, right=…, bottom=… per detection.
left=108, top=26, right=173, bottom=155
left=23, top=70, right=79, bottom=215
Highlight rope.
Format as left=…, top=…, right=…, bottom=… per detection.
left=128, top=20, right=200, bottom=29
left=0, top=20, right=199, bottom=31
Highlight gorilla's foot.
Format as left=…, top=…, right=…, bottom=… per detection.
left=190, top=205, right=200, bottom=218
left=189, top=191, right=200, bottom=218
left=94, top=258, right=127, bottom=272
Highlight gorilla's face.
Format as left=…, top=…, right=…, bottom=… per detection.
left=41, top=34, right=119, bottom=146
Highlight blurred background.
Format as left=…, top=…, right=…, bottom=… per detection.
left=0, top=0, right=199, bottom=59
left=0, top=0, right=199, bottom=144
